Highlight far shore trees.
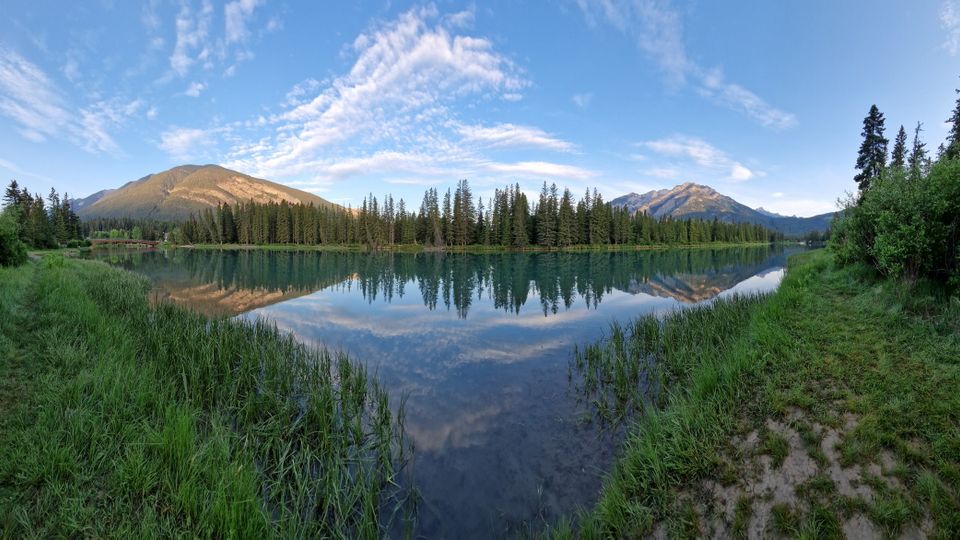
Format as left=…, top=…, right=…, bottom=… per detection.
left=176, top=179, right=782, bottom=248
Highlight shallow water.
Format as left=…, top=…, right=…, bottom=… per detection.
left=86, top=245, right=802, bottom=537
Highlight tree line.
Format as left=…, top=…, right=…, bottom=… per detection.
left=833, top=80, right=960, bottom=283
left=1, top=181, right=84, bottom=266
left=178, top=181, right=783, bottom=248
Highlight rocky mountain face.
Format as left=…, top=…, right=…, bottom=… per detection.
left=610, top=183, right=834, bottom=236
left=74, top=164, right=338, bottom=221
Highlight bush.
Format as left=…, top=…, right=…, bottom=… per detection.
left=831, top=160, right=960, bottom=283
left=0, top=208, right=28, bottom=267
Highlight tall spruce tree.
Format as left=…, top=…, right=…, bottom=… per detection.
left=908, top=122, right=928, bottom=181
left=890, top=125, right=907, bottom=169
left=854, top=104, right=888, bottom=195
left=946, top=84, right=960, bottom=160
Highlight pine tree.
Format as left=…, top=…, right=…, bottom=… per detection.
left=4, top=180, right=21, bottom=207
left=890, top=125, right=907, bottom=169
left=557, top=188, right=575, bottom=247
left=908, top=122, right=928, bottom=181
left=946, top=83, right=960, bottom=160
left=854, top=104, right=888, bottom=195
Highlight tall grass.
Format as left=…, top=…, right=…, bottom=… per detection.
left=571, top=294, right=767, bottom=424
left=560, top=255, right=819, bottom=537
left=0, top=255, right=412, bottom=537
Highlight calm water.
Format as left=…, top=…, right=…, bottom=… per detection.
left=86, top=245, right=801, bottom=537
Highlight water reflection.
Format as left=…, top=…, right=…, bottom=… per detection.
left=86, top=245, right=801, bottom=537
left=92, top=247, right=787, bottom=317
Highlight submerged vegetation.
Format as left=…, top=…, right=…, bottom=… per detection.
left=0, top=255, right=412, bottom=536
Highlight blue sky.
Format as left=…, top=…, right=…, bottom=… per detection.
left=1, top=1, right=959, bottom=216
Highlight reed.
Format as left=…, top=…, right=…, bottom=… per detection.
left=0, top=255, right=413, bottom=537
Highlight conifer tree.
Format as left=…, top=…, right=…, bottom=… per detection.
left=946, top=84, right=960, bottom=160
left=890, top=124, right=907, bottom=169
left=908, top=122, right=928, bottom=181
left=854, top=104, right=888, bottom=195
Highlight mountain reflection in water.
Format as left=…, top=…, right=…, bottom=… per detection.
left=86, top=245, right=801, bottom=537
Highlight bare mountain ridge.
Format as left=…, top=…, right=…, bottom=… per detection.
left=610, top=182, right=834, bottom=236
left=74, top=164, right=338, bottom=221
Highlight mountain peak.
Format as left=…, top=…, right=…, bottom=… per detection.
left=609, top=182, right=834, bottom=236
left=75, top=164, right=340, bottom=220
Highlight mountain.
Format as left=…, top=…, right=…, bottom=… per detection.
left=754, top=207, right=786, bottom=218
left=75, top=164, right=338, bottom=221
left=610, top=182, right=834, bottom=236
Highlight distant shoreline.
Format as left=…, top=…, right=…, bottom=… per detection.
left=160, top=241, right=784, bottom=254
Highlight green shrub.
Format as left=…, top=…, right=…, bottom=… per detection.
left=831, top=160, right=960, bottom=283
left=0, top=208, right=28, bottom=267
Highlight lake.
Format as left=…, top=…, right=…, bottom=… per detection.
left=85, top=245, right=801, bottom=537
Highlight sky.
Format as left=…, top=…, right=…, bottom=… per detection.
left=1, top=1, right=959, bottom=217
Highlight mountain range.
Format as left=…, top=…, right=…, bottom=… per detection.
left=73, top=164, right=337, bottom=221
left=74, top=165, right=833, bottom=236
left=609, top=183, right=834, bottom=236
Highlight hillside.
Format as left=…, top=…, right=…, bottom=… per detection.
left=610, top=183, right=834, bottom=236
left=75, top=165, right=338, bottom=221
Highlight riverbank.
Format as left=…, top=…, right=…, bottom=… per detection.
left=169, top=241, right=783, bottom=254
left=562, top=250, right=959, bottom=537
left=0, top=255, right=412, bottom=536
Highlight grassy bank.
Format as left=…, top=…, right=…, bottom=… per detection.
left=563, top=250, right=960, bottom=537
left=0, top=256, right=412, bottom=537
left=173, top=241, right=780, bottom=254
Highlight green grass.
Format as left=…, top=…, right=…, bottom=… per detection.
left=557, top=249, right=960, bottom=537
left=0, top=255, right=412, bottom=537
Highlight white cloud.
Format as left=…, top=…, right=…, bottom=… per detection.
left=225, top=0, right=264, bottom=44
left=456, top=123, right=574, bottom=151
left=185, top=81, right=206, bottom=97
left=221, top=6, right=530, bottom=180
left=79, top=99, right=143, bottom=154
left=698, top=69, right=796, bottom=130
left=572, top=92, right=593, bottom=109
left=640, top=135, right=755, bottom=182
left=0, top=48, right=139, bottom=154
left=159, top=126, right=223, bottom=161
left=147, top=106, right=159, bottom=119
left=576, top=0, right=796, bottom=130
left=771, top=191, right=784, bottom=198
left=170, top=0, right=214, bottom=76
left=0, top=47, right=73, bottom=143
left=482, top=161, right=594, bottom=179
left=942, top=1, right=960, bottom=55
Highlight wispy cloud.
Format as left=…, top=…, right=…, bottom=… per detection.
left=184, top=81, right=206, bottom=97
left=482, top=160, right=594, bottom=179
left=0, top=48, right=139, bottom=154
left=79, top=98, right=144, bottom=154
left=0, top=47, right=71, bottom=142
left=456, top=123, right=574, bottom=152
left=170, top=0, right=214, bottom=76
left=942, top=1, right=960, bottom=55
left=225, top=0, right=264, bottom=44
left=640, top=135, right=755, bottom=182
left=576, top=0, right=796, bottom=130
left=572, top=92, right=593, bottom=109
left=207, top=7, right=592, bottom=186
left=159, top=126, right=224, bottom=161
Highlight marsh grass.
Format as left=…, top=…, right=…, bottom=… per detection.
left=554, top=250, right=960, bottom=537
left=570, top=294, right=767, bottom=426
left=0, top=255, right=412, bottom=537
